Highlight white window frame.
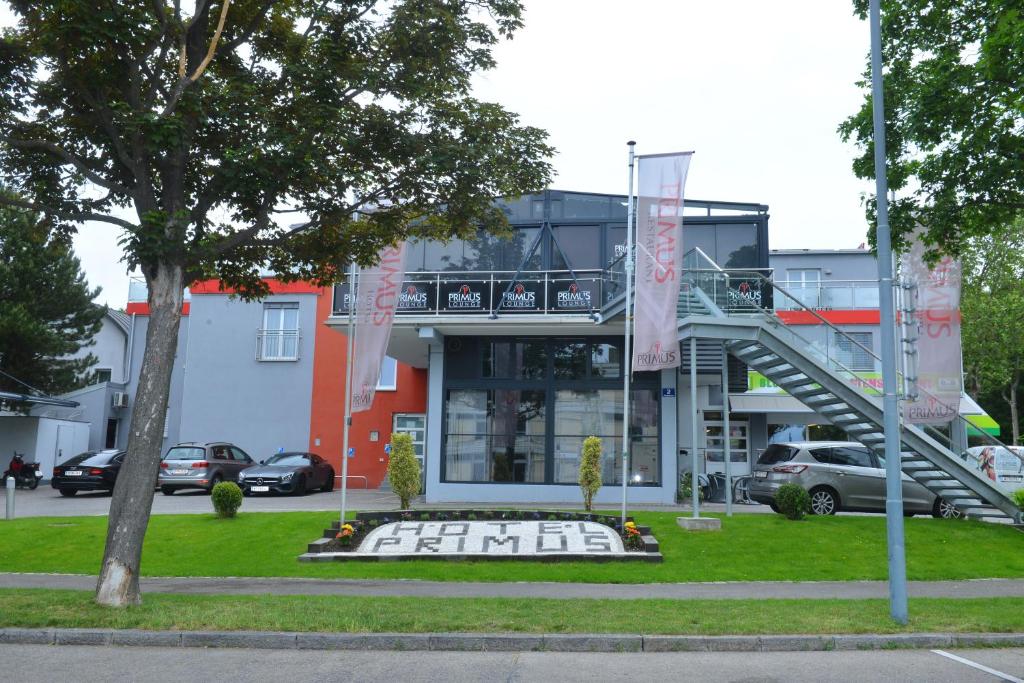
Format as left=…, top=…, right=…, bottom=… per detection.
left=833, top=330, right=875, bottom=372
left=257, top=302, right=301, bottom=361
left=393, top=413, right=426, bottom=469
left=376, top=356, right=398, bottom=391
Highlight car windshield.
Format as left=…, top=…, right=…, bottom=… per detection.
left=757, top=444, right=797, bottom=465
left=163, top=447, right=206, bottom=461
left=264, top=454, right=310, bottom=467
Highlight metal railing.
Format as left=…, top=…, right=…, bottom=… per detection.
left=255, top=329, right=301, bottom=361
left=333, top=268, right=614, bottom=317
left=773, top=280, right=881, bottom=310
left=679, top=246, right=1024, bottom=491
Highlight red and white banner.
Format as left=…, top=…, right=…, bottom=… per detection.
left=351, top=243, right=407, bottom=413
left=632, top=152, right=692, bottom=372
left=902, top=233, right=962, bottom=424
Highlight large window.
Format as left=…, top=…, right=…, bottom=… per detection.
left=258, top=303, right=300, bottom=361
left=442, top=337, right=660, bottom=485
left=377, top=356, right=398, bottom=390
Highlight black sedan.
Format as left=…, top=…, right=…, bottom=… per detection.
left=52, top=450, right=126, bottom=496
left=237, top=452, right=335, bottom=496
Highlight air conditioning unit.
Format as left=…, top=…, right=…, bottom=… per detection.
left=111, top=392, right=130, bottom=409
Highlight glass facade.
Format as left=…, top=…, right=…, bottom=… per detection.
left=443, top=337, right=661, bottom=485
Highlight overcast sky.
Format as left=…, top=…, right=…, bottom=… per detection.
left=2, top=1, right=874, bottom=308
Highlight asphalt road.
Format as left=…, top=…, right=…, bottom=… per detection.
left=2, top=645, right=1022, bottom=682
left=4, top=485, right=775, bottom=518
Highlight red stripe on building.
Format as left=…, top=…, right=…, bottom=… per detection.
left=777, top=309, right=880, bottom=325
left=125, top=301, right=191, bottom=315
left=190, top=279, right=322, bottom=295
left=308, top=288, right=427, bottom=487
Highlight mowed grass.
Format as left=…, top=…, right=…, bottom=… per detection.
left=1, top=590, right=1022, bottom=635
left=0, top=511, right=1021, bottom=583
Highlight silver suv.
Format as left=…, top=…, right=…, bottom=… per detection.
left=748, top=441, right=955, bottom=518
left=158, top=442, right=254, bottom=495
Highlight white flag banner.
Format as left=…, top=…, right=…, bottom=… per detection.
left=902, top=232, right=962, bottom=424
left=632, top=152, right=692, bottom=372
left=351, top=243, right=407, bottom=413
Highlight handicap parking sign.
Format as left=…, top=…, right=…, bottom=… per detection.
left=347, top=447, right=355, bottom=458
left=384, top=443, right=392, bottom=455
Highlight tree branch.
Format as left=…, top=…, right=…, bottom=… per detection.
left=163, top=0, right=231, bottom=116
left=0, top=195, right=137, bottom=230
left=6, top=138, right=133, bottom=196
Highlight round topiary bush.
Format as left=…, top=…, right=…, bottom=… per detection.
left=1014, top=488, right=1024, bottom=512
left=774, top=483, right=811, bottom=520
left=211, top=481, right=243, bottom=518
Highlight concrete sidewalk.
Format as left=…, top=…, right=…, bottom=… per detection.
left=4, top=573, right=1024, bottom=600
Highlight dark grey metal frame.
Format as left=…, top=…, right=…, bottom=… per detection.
left=440, top=336, right=662, bottom=487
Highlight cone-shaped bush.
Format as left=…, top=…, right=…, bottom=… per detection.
left=578, top=436, right=603, bottom=511
left=388, top=432, right=421, bottom=509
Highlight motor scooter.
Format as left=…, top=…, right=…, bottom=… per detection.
left=1, top=452, right=41, bottom=490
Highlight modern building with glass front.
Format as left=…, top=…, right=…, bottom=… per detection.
left=330, top=190, right=772, bottom=505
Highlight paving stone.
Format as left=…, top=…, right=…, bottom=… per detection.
left=703, top=636, right=760, bottom=652
left=111, top=630, right=183, bottom=647
left=833, top=633, right=954, bottom=650
left=758, top=635, right=833, bottom=652
left=642, top=636, right=707, bottom=652
left=2, top=628, right=54, bottom=645
left=179, top=630, right=297, bottom=649
left=55, top=629, right=112, bottom=646
left=542, top=634, right=642, bottom=652
left=428, top=633, right=543, bottom=651
left=294, top=633, right=428, bottom=650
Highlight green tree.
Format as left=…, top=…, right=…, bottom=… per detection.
left=0, top=198, right=104, bottom=405
left=387, top=432, right=421, bottom=510
left=839, top=1, right=1024, bottom=256
left=578, top=435, right=602, bottom=511
left=961, top=221, right=1024, bottom=444
left=0, top=1, right=551, bottom=606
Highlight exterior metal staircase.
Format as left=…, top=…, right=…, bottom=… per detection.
left=677, top=248, right=1022, bottom=523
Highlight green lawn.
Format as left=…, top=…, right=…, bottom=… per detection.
left=1, top=590, right=1022, bottom=635
left=0, top=511, right=1021, bottom=583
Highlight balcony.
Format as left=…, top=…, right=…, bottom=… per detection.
left=333, top=269, right=614, bottom=318
left=773, top=281, right=880, bottom=311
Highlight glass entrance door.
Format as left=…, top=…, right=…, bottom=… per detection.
left=703, top=415, right=750, bottom=476
left=393, top=414, right=427, bottom=483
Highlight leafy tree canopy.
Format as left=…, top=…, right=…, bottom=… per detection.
left=0, top=0, right=553, bottom=296
left=0, top=197, right=104, bottom=402
left=839, top=1, right=1024, bottom=256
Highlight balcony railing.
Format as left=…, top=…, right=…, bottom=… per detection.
left=773, top=280, right=881, bottom=311
left=256, top=329, right=301, bottom=361
left=333, top=269, right=611, bottom=317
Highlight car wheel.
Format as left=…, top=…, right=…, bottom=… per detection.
left=809, top=487, right=839, bottom=516
left=321, top=470, right=335, bottom=493
left=293, top=474, right=306, bottom=496
left=207, top=474, right=222, bottom=493
left=161, top=486, right=175, bottom=496
left=59, top=489, right=77, bottom=497
left=933, top=497, right=962, bottom=519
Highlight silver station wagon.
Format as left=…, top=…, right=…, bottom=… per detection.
left=748, top=441, right=957, bottom=518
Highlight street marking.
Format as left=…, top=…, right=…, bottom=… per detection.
left=931, top=649, right=1023, bottom=682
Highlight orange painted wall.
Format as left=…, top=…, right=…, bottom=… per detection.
left=308, top=289, right=428, bottom=487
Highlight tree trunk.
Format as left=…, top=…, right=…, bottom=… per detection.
left=95, top=262, right=184, bottom=607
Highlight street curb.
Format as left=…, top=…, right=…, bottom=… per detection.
left=3, top=628, right=1024, bottom=652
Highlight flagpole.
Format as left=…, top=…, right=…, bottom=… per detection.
left=621, top=141, right=636, bottom=528
left=340, top=261, right=357, bottom=526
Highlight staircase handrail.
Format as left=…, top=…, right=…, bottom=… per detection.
left=681, top=248, right=1024, bottom=472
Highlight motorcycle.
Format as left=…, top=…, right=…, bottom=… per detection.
left=2, top=452, right=42, bottom=490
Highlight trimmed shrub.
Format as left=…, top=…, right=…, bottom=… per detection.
left=775, top=483, right=811, bottom=520
left=211, top=481, right=243, bottom=518
left=1014, top=488, right=1024, bottom=511
left=578, top=436, right=603, bottom=511
left=677, top=472, right=704, bottom=505
left=387, top=432, right=421, bottom=509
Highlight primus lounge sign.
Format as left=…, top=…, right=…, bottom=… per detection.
left=441, top=281, right=486, bottom=312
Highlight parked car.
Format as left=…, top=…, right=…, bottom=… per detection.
left=237, top=452, right=335, bottom=496
left=51, top=450, right=126, bottom=497
left=963, top=446, right=1024, bottom=493
left=748, top=441, right=957, bottom=518
left=158, top=442, right=254, bottom=495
